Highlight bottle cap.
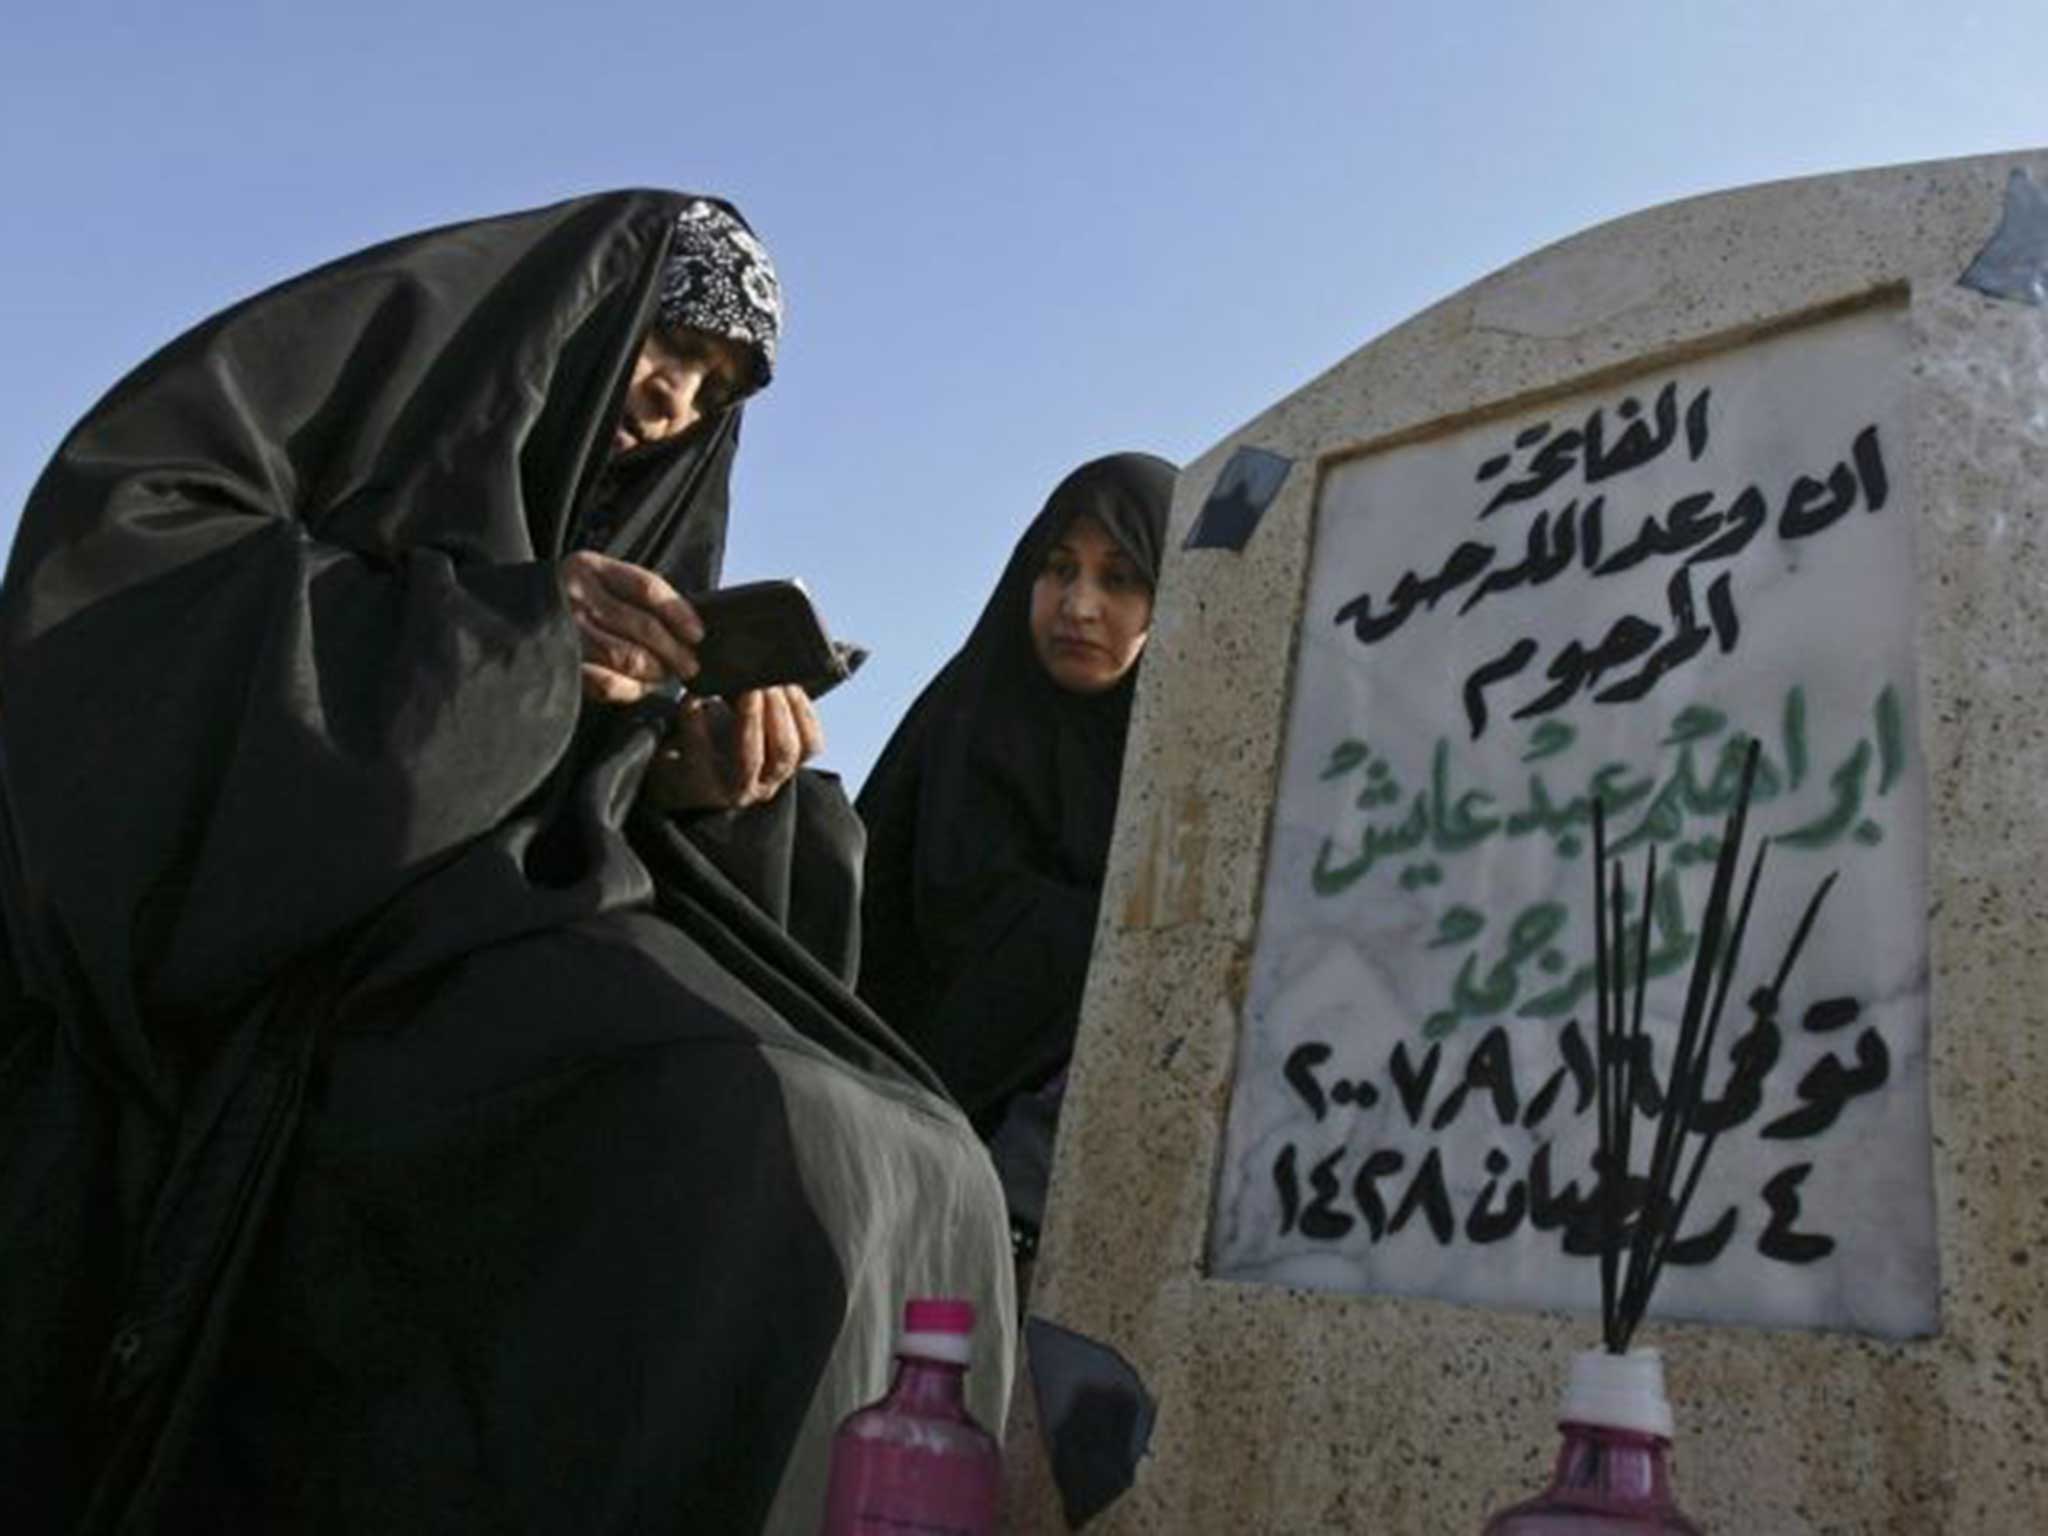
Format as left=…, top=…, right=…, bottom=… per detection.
left=899, top=1298, right=975, bottom=1365
left=1558, top=1347, right=1675, bottom=1439
left=904, top=1299, right=975, bottom=1334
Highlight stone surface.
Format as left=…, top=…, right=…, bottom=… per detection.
left=1012, top=150, right=2048, bottom=1533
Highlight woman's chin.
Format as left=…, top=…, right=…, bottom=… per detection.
left=1042, top=655, right=1122, bottom=695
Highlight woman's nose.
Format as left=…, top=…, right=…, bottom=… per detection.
left=1062, top=580, right=1102, bottom=619
left=644, top=369, right=702, bottom=431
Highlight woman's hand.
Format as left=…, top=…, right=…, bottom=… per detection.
left=559, top=550, right=704, bottom=703
left=643, top=685, right=825, bottom=812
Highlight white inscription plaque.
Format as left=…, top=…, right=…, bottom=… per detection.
left=1211, top=306, right=1938, bottom=1338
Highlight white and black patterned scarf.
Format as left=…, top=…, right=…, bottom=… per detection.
left=657, top=199, right=783, bottom=388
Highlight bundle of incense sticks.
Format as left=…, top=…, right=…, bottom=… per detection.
left=1592, top=737, right=1839, bottom=1354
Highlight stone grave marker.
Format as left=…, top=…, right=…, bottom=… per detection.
left=1011, top=149, right=2048, bottom=1534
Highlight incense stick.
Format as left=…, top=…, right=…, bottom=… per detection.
left=1590, top=736, right=1837, bottom=1353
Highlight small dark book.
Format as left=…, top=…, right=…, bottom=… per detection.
left=687, top=579, right=868, bottom=700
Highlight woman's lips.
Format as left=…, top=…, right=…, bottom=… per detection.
left=1051, top=634, right=1104, bottom=657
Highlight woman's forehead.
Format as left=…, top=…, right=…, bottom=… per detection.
left=1049, top=512, right=1140, bottom=561
left=648, top=325, right=753, bottom=379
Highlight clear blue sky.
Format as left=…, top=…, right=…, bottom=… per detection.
left=6, top=1, right=2044, bottom=787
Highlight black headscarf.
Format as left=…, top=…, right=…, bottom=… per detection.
left=0, top=190, right=1000, bottom=1534
left=855, top=452, right=1178, bottom=1128
left=2, top=191, right=732, bottom=1057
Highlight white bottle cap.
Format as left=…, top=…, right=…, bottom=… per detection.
left=897, top=1298, right=975, bottom=1365
left=1558, top=1347, right=1675, bottom=1440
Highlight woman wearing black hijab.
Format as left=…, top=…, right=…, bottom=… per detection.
left=0, top=191, right=1010, bottom=1535
left=856, top=453, right=1178, bottom=1252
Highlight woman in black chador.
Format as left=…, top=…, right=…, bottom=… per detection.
left=0, top=191, right=1010, bottom=1534
left=855, top=453, right=1177, bottom=1254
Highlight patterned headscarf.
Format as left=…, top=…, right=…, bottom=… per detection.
left=656, top=199, right=783, bottom=390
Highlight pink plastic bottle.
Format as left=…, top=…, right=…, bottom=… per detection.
left=818, top=1298, right=1001, bottom=1536
left=1481, top=1349, right=1704, bottom=1534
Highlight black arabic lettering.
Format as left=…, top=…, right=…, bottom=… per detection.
left=1683, top=484, right=1769, bottom=567
left=1464, top=638, right=1538, bottom=739
left=1284, top=1042, right=1334, bottom=1121
left=1521, top=1019, right=1597, bottom=1129
left=1475, top=382, right=1709, bottom=519
left=1778, top=424, right=1890, bottom=539
left=1299, top=1146, right=1355, bottom=1240
left=1273, top=1144, right=1301, bottom=1235
left=1592, top=569, right=1739, bottom=706
left=1333, top=540, right=1497, bottom=646
left=1690, top=990, right=1785, bottom=1135
left=1457, top=498, right=1601, bottom=618
left=1761, top=1019, right=1889, bottom=1140
left=1527, top=1141, right=1595, bottom=1235
left=1756, top=1163, right=1836, bottom=1263
left=1584, top=383, right=1682, bottom=486
left=1428, top=1025, right=1523, bottom=1128
left=1389, top=1040, right=1442, bottom=1128
left=1509, top=614, right=1663, bottom=723
left=1353, top=1149, right=1407, bottom=1240
left=1390, top=1148, right=1457, bottom=1245
left=1593, top=489, right=1723, bottom=578
left=1661, top=1205, right=1740, bottom=1266
left=1466, top=1148, right=1528, bottom=1243
left=1778, top=461, right=1861, bottom=540
left=1478, top=422, right=1584, bottom=518
left=1685, top=387, right=1711, bottom=460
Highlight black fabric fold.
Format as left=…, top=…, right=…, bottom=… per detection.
left=0, top=189, right=1003, bottom=1534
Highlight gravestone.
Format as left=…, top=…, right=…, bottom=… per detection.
left=1012, top=150, right=2048, bottom=1532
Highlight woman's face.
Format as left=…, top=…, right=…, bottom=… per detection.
left=1028, top=513, right=1154, bottom=694
left=612, top=326, right=752, bottom=457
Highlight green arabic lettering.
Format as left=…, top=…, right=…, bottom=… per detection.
left=1430, top=738, right=1501, bottom=853
left=1516, top=965, right=1589, bottom=1021
left=1311, top=836, right=1372, bottom=895
left=1643, top=866, right=1696, bottom=977
left=1517, top=869, right=1692, bottom=1019
left=1691, top=732, right=1782, bottom=815
left=1312, top=678, right=1896, bottom=898
left=1662, top=705, right=1727, bottom=746
left=1509, top=902, right=1568, bottom=956
left=1777, top=739, right=1873, bottom=849
left=1498, top=760, right=1655, bottom=857
left=1312, top=793, right=1429, bottom=895
left=1610, top=766, right=1688, bottom=856
left=1431, top=906, right=1486, bottom=947
left=1782, top=685, right=1808, bottom=791
left=1428, top=899, right=1569, bottom=1037
left=1875, top=684, right=1905, bottom=796
left=1521, top=720, right=1576, bottom=763
left=1451, top=951, right=1519, bottom=1019
left=1506, top=774, right=1574, bottom=839
left=1320, top=738, right=1370, bottom=780
left=1356, top=757, right=1400, bottom=808
left=1590, top=762, right=1657, bottom=816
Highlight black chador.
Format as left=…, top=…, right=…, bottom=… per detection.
left=0, top=191, right=1010, bottom=1534
left=855, top=454, right=1175, bottom=1244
